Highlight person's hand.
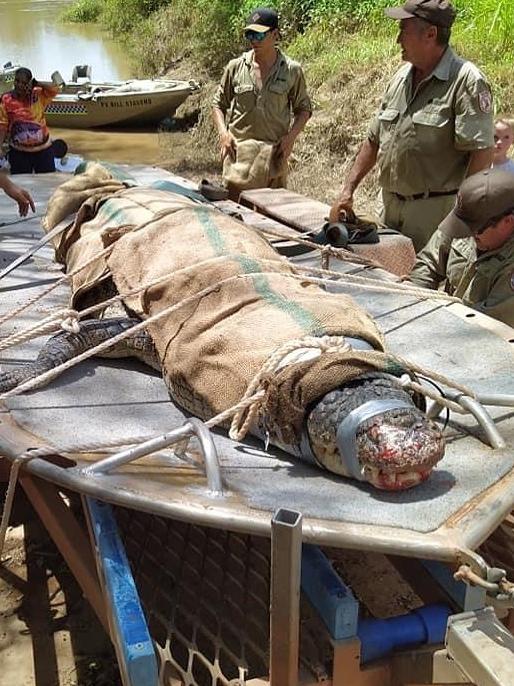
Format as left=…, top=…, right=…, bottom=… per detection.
left=220, top=131, right=237, bottom=162
left=329, top=189, right=354, bottom=223
left=278, top=132, right=295, bottom=161
left=6, top=182, right=35, bottom=217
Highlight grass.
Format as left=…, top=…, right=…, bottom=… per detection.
left=60, top=0, right=514, bottom=207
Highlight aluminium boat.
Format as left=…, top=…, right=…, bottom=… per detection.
left=0, top=63, right=199, bottom=128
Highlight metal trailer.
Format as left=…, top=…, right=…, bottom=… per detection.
left=0, top=168, right=513, bottom=685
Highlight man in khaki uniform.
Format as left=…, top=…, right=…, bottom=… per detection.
left=212, top=7, right=312, bottom=198
left=329, top=0, right=494, bottom=252
left=410, top=169, right=514, bottom=327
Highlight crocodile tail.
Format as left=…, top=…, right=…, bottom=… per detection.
left=0, top=317, right=139, bottom=394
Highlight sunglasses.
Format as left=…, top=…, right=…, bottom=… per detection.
left=244, top=30, right=269, bottom=42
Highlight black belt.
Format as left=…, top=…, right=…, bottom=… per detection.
left=393, top=189, right=458, bottom=202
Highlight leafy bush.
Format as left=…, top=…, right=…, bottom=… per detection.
left=61, top=0, right=103, bottom=23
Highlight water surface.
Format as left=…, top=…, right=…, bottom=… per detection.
left=1, top=0, right=170, bottom=165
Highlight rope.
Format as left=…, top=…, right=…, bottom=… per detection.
left=0, top=254, right=457, bottom=355
left=0, top=309, right=81, bottom=352
left=0, top=242, right=115, bottom=330
left=291, top=264, right=461, bottom=304
left=228, top=335, right=351, bottom=441
left=0, top=270, right=301, bottom=401
left=0, top=454, right=36, bottom=560
left=255, top=223, right=384, bottom=269
left=401, top=379, right=466, bottom=414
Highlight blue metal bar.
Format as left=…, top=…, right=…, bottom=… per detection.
left=301, top=545, right=452, bottom=664
left=301, top=544, right=359, bottom=639
left=85, top=497, right=159, bottom=686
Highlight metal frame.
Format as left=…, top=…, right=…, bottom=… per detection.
left=84, top=418, right=223, bottom=496
left=0, top=411, right=512, bottom=570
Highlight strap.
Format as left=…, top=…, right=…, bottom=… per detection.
left=336, top=399, right=414, bottom=481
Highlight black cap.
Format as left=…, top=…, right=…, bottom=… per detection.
left=245, top=7, right=279, bottom=33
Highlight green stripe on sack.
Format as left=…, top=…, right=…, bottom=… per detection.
left=196, top=207, right=325, bottom=335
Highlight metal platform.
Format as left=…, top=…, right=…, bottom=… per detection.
left=1, top=169, right=513, bottom=568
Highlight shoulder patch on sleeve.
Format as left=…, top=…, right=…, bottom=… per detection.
left=478, top=89, right=492, bottom=113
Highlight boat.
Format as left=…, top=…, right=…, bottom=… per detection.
left=0, top=64, right=200, bottom=128
left=0, top=167, right=513, bottom=686
left=0, top=61, right=17, bottom=93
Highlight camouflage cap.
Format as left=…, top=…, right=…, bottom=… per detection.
left=439, top=169, right=514, bottom=238
left=385, top=0, right=456, bottom=28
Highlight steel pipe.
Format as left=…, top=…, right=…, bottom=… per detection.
left=476, top=394, right=514, bottom=408
left=425, top=389, right=506, bottom=450
left=270, top=508, right=302, bottom=686
left=457, top=396, right=506, bottom=450
left=83, top=419, right=223, bottom=496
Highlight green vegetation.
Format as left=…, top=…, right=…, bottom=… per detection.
left=62, top=0, right=514, bottom=82
left=61, top=0, right=514, bottom=200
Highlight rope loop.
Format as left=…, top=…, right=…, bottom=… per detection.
left=60, top=309, right=81, bottom=334
left=228, top=335, right=351, bottom=441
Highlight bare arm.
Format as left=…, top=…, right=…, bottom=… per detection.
left=279, top=109, right=311, bottom=159
left=0, top=173, right=35, bottom=216
left=466, top=147, right=494, bottom=177
left=329, top=138, right=378, bottom=222
left=212, top=106, right=236, bottom=162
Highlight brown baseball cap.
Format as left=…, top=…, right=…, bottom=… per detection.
left=439, top=169, right=514, bottom=238
left=385, top=0, right=456, bottom=28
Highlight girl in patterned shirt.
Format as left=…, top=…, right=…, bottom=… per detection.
left=0, top=67, right=59, bottom=174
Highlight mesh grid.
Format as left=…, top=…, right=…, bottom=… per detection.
left=115, top=508, right=272, bottom=686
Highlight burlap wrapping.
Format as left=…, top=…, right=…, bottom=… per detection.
left=43, top=162, right=127, bottom=242
left=105, top=199, right=397, bottom=443
left=222, top=138, right=287, bottom=193
left=45, top=183, right=197, bottom=305
left=42, top=166, right=401, bottom=444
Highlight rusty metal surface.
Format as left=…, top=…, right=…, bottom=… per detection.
left=239, top=187, right=417, bottom=275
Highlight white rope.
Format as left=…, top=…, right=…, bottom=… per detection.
left=253, top=223, right=384, bottom=269
left=0, top=309, right=81, bottom=352
left=0, top=270, right=297, bottom=401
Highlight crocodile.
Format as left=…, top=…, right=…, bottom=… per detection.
left=0, top=315, right=444, bottom=490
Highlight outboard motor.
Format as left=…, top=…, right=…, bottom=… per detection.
left=71, top=64, right=92, bottom=84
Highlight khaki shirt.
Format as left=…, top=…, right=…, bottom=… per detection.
left=410, top=230, right=514, bottom=327
left=213, top=49, right=312, bottom=144
left=368, top=48, right=494, bottom=197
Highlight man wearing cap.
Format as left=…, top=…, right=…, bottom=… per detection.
left=409, top=169, right=514, bottom=327
left=212, top=7, right=312, bottom=197
left=329, top=0, right=494, bottom=253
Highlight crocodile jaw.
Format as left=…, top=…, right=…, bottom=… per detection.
left=356, top=411, right=445, bottom=491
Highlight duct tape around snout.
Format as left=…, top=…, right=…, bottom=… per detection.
left=335, top=399, right=415, bottom=481
left=275, top=337, right=417, bottom=476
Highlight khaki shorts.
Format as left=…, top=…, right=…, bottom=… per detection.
left=381, top=190, right=457, bottom=253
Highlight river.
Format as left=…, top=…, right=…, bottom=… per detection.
left=0, top=0, right=168, bottom=165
